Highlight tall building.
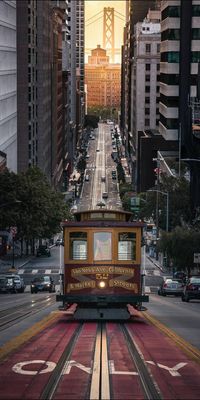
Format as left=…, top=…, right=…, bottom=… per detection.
left=159, top=0, right=200, bottom=210
left=0, top=0, right=17, bottom=172
left=130, top=9, right=161, bottom=186
left=17, top=0, right=67, bottom=188
left=67, top=0, right=85, bottom=166
left=121, top=0, right=160, bottom=162
left=85, top=45, right=121, bottom=109
left=17, top=0, right=52, bottom=179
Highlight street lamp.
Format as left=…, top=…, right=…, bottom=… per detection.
left=148, top=189, right=169, bottom=232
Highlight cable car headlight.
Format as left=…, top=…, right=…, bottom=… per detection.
left=99, top=281, right=106, bottom=289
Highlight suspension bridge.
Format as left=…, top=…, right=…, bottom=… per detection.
left=85, top=7, right=125, bottom=63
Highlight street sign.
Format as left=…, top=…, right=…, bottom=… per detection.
left=194, top=253, right=200, bottom=263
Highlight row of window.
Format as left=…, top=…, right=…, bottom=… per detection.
left=145, top=44, right=160, bottom=54
left=160, top=114, right=179, bottom=130
left=146, top=64, right=160, bottom=71
left=162, top=28, right=200, bottom=41
left=160, top=73, right=197, bottom=86
left=161, top=51, right=200, bottom=63
left=69, top=232, right=136, bottom=261
left=162, top=5, right=200, bottom=20
left=160, top=94, right=179, bottom=108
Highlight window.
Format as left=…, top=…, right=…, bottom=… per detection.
left=145, top=86, right=150, bottom=93
left=193, top=5, right=200, bottom=16
left=145, top=108, right=150, bottom=115
left=161, top=52, right=179, bottom=63
left=70, top=232, right=87, bottom=260
left=118, top=233, right=136, bottom=260
left=145, top=119, right=150, bottom=126
left=145, top=97, right=150, bottom=104
left=145, top=75, right=150, bottom=82
left=146, top=44, right=151, bottom=53
left=157, top=44, right=160, bottom=53
left=94, top=232, right=112, bottom=261
left=146, top=63, right=150, bottom=71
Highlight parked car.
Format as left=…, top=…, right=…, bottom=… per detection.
left=182, top=276, right=200, bottom=302
left=158, top=278, right=184, bottom=296
left=31, top=276, right=55, bottom=293
left=0, top=275, right=25, bottom=294
left=36, top=245, right=51, bottom=257
left=5, top=274, right=26, bottom=293
left=55, top=238, right=64, bottom=246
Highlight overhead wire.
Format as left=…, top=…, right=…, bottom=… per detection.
left=86, top=16, right=103, bottom=28
left=85, top=10, right=103, bottom=23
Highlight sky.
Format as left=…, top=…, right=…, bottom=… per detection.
left=85, top=0, right=126, bottom=63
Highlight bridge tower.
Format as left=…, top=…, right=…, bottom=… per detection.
left=103, top=7, right=115, bottom=63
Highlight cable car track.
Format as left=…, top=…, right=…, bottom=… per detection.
left=0, top=296, right=56, bottom=331
left=38, top=322, right=162, bottom=400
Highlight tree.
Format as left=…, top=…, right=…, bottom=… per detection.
left=0, top=167, right=72, bottom=248
left=117, top=162, right=125, bottom=183
left=138, top=174, right=192, bottom=230
left=158, top=227, right=200, bottom=275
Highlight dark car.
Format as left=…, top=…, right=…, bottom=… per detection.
left=36, top=245, right=51, bottom=257
left=31, top=276, right=55, bottom=293
left=158, top=278, right=184, bottom=296
left=182, top=276, right=200, bottom=302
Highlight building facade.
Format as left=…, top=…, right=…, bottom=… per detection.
left=17, top=0, right=68, bottom=189
left=85, top=45, right=121, bottom=109
left=130, top=10, right=161, bottom=187
left=159, top=0, right=200, bottom=210
left=0, top=0, right=17, bottom=172
left=67, top=0, right=85, bottom=166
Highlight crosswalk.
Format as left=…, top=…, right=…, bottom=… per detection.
left=18, top=269, right=60, bottom=275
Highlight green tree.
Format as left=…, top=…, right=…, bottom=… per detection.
left=158, top=227, right=200, bottom=275
left=138, top=174, right=192, bottom=230
left=117, top=162, right=125, bottom=183
left=0, top=167, right=72, bottom=250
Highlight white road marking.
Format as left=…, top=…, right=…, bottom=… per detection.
left=45, top=269, right=51, bottom=274
left=12, top=360, right=188, bottom=377
left=12, top=360, right=56, bottom=375
left=18, top=269, right=24, bottom=274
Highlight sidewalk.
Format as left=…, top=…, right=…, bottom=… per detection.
left=0, top=255, right=33, bottom=274
left=146, top=254, right=169, bottom=274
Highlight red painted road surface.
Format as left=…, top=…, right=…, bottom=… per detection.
left=0, top=314, right=200, bottom=399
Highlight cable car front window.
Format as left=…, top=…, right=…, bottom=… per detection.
left=70, top=232, right=87, bottom=260
left=94, top=232, right=112, bottom=261
left=118, top=232, right=136, bottom=260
